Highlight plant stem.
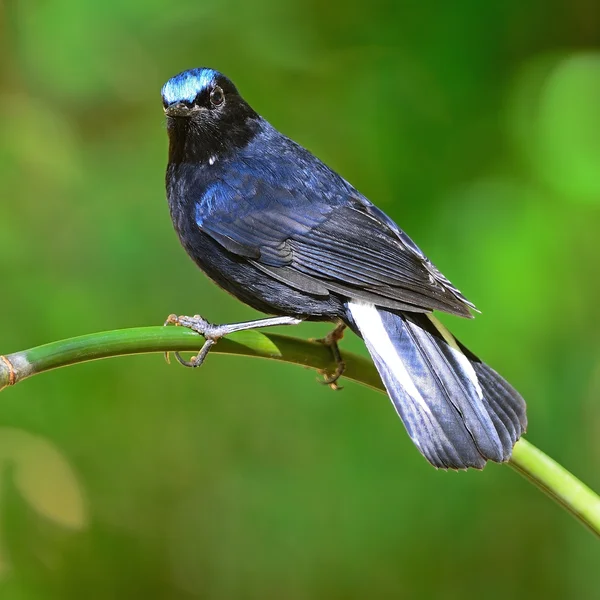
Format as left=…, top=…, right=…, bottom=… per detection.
left=1, top=326, right=599, bottom=536
left=0, top=327, right=382, bottom=391
left=509, top=438, right=600, bottom=536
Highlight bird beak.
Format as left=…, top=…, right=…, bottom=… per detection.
left=164, top=102, right=193, bottom=117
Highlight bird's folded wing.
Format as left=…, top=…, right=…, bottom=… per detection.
left=196, top=180, right=473, bottom=316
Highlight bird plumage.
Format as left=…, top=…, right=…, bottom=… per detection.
left=163, top=67, right=527, bottom=469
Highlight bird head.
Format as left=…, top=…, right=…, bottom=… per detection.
left=162, top=68, right=259, bottom=164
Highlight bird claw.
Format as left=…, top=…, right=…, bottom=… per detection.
left=164, top=313, right=180, bottom=327
left=173, top=351, right=196, bottom=368
left=162, top=312, right=301, bottom=369
left=163, top=313, right=219, bottom=369
left=313, top=322, right=347, bottom=390
left=164, top=314, right=178, bottom=364
left=173, top=342, right=215, bottom=368
left=319, top=363, right=346, bottom=390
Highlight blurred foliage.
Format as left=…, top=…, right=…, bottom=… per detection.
left=1, top=0, right=600, bottom=598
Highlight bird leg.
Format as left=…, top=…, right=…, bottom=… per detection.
left=164, top=313, right=303, bottom=368
left=313, top=322, right=347, bottom=390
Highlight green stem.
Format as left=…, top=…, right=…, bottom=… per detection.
left=1, top=326, right=599, bottom=536
left=509, top=438, right=600, bottom=536
left=0, top=327, right=382, bottom=391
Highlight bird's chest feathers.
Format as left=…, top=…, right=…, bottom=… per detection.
left=167, top=161, right=236, bottom=231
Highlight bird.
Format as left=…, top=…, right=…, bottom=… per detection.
left=161, top=67, right=527, bottom=470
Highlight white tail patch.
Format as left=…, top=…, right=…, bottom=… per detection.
left=347, top=301, right=432, bottom=416
left=426, top=314, right=483, bottom=399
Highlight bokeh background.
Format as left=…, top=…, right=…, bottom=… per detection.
left=1, top=0, right=600, bottom=598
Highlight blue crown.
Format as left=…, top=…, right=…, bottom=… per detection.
left=161, top=68, right=218, bottom=106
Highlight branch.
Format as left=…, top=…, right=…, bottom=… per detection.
left=1, top=326, right=599, bottom=536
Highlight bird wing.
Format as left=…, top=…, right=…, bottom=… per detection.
left=196, top=174, right=474, bottom=317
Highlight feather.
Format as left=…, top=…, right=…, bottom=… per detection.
left=347, top=302, right=526, bottom=469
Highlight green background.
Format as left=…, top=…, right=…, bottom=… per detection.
left=1, top=1, right=600, bottom=598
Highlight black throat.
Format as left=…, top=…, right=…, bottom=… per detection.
left=166, top=104, right=261, bottom=165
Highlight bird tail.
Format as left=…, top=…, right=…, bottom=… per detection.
left=346, top=302, right=527, bottom=469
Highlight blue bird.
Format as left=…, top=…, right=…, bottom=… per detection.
left=162, top=67, right=527, bottom=469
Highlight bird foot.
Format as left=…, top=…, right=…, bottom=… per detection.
left=164, top=314, right=223, bottom=368
left=312, top=323, right=347, bottom=390
left=164, top=313, right=303, bottom=369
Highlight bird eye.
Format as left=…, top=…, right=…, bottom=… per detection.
left=210, top=86, right=225, bottom=107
